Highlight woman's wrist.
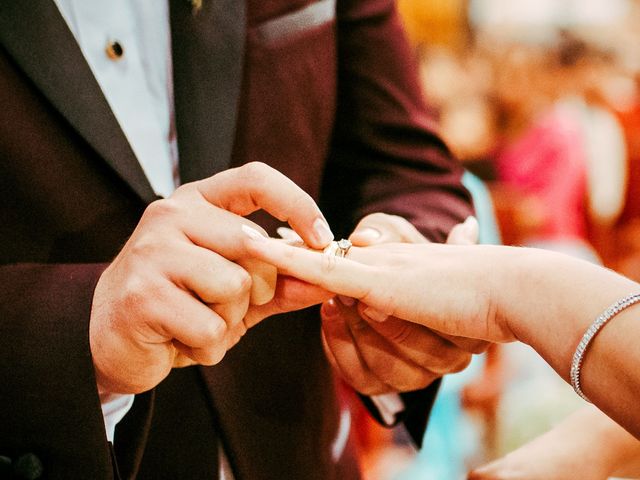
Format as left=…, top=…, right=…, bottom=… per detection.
left=489, top=246, right=546, bottom=345
left=499, top=248, right=638, bottom=382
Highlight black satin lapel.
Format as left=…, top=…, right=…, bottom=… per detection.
left=0, top=1, right=156, bottom=203
left=170, top=0, right=246, bottom=183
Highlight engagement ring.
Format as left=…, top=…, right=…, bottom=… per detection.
left=322, top=239, right=352, bottom=271
left=335, top=239, right=352, bottom=258
left=323, top=239, right=352, bottom=258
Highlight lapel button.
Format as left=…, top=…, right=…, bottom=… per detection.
left=106, top=40, right=124, bottom=60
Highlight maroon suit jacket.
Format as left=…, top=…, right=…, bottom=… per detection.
left=0, top=0, right=472, bottom=478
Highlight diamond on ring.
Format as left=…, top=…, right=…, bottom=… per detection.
left=322, top=239, right=352, bottom=271
left=335, top=239, right=352, bottom=258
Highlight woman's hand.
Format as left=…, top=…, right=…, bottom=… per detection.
left=314, top=214, right=482, bottom=395
left=468, top=406, right=640, bottom=480
left=242, top=228, right=519, bottom=343
left=244, top=220, right=640, bottom=439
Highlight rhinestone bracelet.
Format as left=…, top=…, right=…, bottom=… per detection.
left=570, top=292, right=640, bottom=402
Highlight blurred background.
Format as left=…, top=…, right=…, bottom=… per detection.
left=347, top=0, right=640, bottom=478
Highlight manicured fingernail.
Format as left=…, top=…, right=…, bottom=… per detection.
left=463, top=216, right=478, bottom=235
left=313, top=217, right=334, bottom=246
left=337, top=295, right=355, bottom=307
left=277, top=227, right=302, bottom=241
left=322, top=298, right=340, bottom=318
left=357, top=228, right=381, bottom=243
left=363, top=307, right=388, bottom=322
left=241, top=224, right=267, bottom=242
left=283, top=237, right=305, bottom=247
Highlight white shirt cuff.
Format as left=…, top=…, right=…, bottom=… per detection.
left=370, top=393, right=405, bottom=426
left=100, top=393, right=135, bottom=442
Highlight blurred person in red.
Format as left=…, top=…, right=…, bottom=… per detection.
left=595, top=72, right=640, bottom=279
left=495, top=36, right=627, bottom=263
left=494, top=42, right=593, bottom=259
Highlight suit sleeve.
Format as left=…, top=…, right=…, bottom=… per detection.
left=322, top=0, right=472, bottom=240
left=0, top=263, right=115, bottom=478
left=322, top=0, right=474, bottom=446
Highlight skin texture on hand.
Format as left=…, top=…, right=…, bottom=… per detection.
left=90, top=162, right=334, bottom=395
left=468, top=406, right=640, bottom=480
left=317, top=213, right=484, bottom=395
left=243, top=227, right=640, bottom=438
left=243, top=234, right=509, bottom=342
left=236, top=257, right=277, bottom=306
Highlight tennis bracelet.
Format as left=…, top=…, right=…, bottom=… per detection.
left=570, top=292, right=640, bottom=402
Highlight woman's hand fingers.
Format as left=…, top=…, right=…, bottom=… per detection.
left=446, top=216, right=479, bottom=245
left=349, top=212, right=429, bottom=246
left=242, top=226, right=376, bottom=300
left=321, top=299, right=395, bottom=395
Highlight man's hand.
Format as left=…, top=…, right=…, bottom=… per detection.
left=90, top=162, right=334, bottom=395
left=320, top=213, right=487, bottom=395
left=244, top=273, right=334, bottom=328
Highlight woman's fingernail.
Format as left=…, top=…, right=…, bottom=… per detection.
left=363, top=307, right=388, bottom=323
left=242, top=224, right=267, bottom=242
left=356, top=228, right=381, bottom=243
left=463, top=216, right=479, bottom=236
left=277, top=227, right=302, bottom=241
left=337, top=295, right=355, bottom=307
left=313, top=217, right=334, bottom=246
left=463, top=216, right=475, bottom=228
left=322, top=298, right=340, bottom=318
left=283, top=237, right=305, bottom=247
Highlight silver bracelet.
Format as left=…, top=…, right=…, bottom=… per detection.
left=570, top=292, right=640, bottom=402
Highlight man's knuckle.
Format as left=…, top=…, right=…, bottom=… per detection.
left=393, top=370, right=433, bottom=392
left=336, top=366, right=371, bottom=393
left=240, top=161, right=269, bottom=182
left=173, top=183, right=194, bottom=197
left=288, top=192, right=311, bottom=214
left=386, top=324, right=413, bottom=344
left=413, top=372, right=436, bottom=390
left=122, top=273, right=145, bottom=297
left=363, top=291, right=394, bottom=319
left=415, top=348, right=454, bottom=376
left=456, top=353, right=473, bottom=371
left=446, top=351, right=472, bottom=373
left=201, top=319, right=227, bottom=346
left=296, top=188, right=314, bottom=207
left=199, top=347, right=226, bottom=366
left=235, top=321, right=248, bottom=339
left=354, top=382, right=381, bottom=396
left=145, top=198, right=181, bottom=219
left=467, top=341, right=490, bottom=355
left=129, top=235, right=162, bottom=259
left=227, top=269, right=252, bottom=297
left=121, top=274, right=151, bottom=310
